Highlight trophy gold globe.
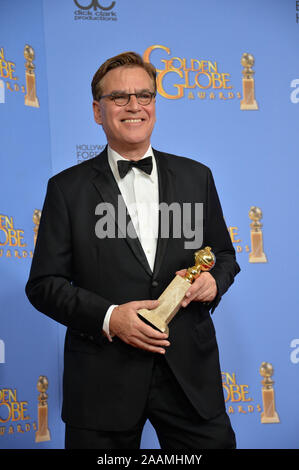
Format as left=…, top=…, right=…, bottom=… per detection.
left=24, top=44, right=40, bottom=108
left=249, top=206, right=267, bottom=263
left=184, top=246, right=215, bottom=282
left=260, top=362, right=274, bottom=380
left=35, top=375, right=51, bottom=442
left=249, top=206, right=262, bottom=222
left=24, top=45, right=35, bottom=66
left=259, top=362, right=280, bottom=423
left=241, top=53, right=255, bottom=75
left=240, top=52, right=258, bottom=110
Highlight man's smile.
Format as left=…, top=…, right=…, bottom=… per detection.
left=121, top=118, right=144, bottom=123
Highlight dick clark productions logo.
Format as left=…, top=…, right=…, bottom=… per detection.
left=73, top=0, right=117, bottom=20
left=73, top=0, right=115, bottom=10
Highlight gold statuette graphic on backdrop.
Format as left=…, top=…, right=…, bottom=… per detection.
left=24, top=45, right=40, bottom=108
left=259, top=362, right=280, bottom=424
left=240, top=53, right=258, bottom=110
left=33, top=209, right=41, bottom=247
left=249, top=206, right=267, bottom=263
left=138, top=246, right=215, bottom=335
left=35, top=376, right=51, bottom=442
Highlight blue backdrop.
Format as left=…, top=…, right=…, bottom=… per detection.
left=1, top=0, right=298, bottom=449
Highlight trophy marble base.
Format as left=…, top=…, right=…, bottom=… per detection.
left=240, top=78, right=258, bottom=110
left=260, top=387, right=280, bottom=423
left=249, top=230, right=267, bottom=263
left=249, top=252, right=267, bottom=263
left=138, top=275, right=190, bottom=335
left=35, top=429, right=51, bottom=443
left=35, top=403, right=51, bottom=443
left=25, top=73, right=40, bottom=108
left=240, top=101, right=258, bottom=110
left=261, top=411, right=280, bottom=424
left=25, top=97, right=40, bottom=108
left=259, top=362, right=280, bottom=424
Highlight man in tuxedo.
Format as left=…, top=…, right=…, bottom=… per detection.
left=26, top=52, right=240, bottom=449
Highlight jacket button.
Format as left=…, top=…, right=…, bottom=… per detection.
left=152, top=280, right=159, bottom=287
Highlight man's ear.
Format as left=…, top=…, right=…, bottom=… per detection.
left=92, top=100, right=102, bottom=125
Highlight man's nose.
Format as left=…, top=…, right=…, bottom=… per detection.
left=126, top=94, right=141, bottom=111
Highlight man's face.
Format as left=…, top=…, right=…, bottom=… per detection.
left=93, top=66, right=156, bottom=157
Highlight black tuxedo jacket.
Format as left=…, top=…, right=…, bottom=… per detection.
left=26, top=147, right=240, bottom=431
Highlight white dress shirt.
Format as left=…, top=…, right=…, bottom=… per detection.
left=102, top=145, right=159, bottom=340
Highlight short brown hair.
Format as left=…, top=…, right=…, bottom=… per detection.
left=91, top=51, right=157, bottom=101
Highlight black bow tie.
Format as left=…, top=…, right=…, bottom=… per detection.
left=117, top=156, right=153, bottom=178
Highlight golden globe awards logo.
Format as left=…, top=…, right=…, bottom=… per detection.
left=222, top=363, right=280, bottom=424
left=0, top=47, right=22, bottom=103
left=0, top=376, right=51, bottom=441
left=143, top=45, right=259, bottom=108
left=143, top=44, right=241, bottom=102
left=222, top=372, right=258, bottom=415
left=73, top=0, right=117, bottom=21
left=0, top=45, right=39, bottom=107
left=0, top=213, right=29, bottom=259
left=228, top=206, right=267, bottom=263
left=0, top=388, right=36, bottom=437
left=0, top=210, right=40, bottom=260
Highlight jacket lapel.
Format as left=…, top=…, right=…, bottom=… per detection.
left=91, top=147, right=152, bottom=277
left=152, top=149, right=176, bottom=279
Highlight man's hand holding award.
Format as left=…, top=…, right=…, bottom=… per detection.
left=138, top=246, right=216, bottom=335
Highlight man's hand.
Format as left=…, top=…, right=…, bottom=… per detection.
left=175, top=270, right=217, bottom=308
left=109, top=300, right=170, bottom=354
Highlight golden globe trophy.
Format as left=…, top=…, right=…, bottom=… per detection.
left=35, top=376, right=51, bottom=443
left=249, top=206, right=267, bottom=263
left=138, top=246, right=215, bottom=335
left=240, top=53, right=258, bottom=110
left=24, top=45, right=40, bottom=108
left=259, top=362, right=280, bottom=424
left=33, top=209, right=41, bottom=247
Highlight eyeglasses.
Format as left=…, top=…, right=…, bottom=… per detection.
left=99, top=91, right=156, bottom=107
